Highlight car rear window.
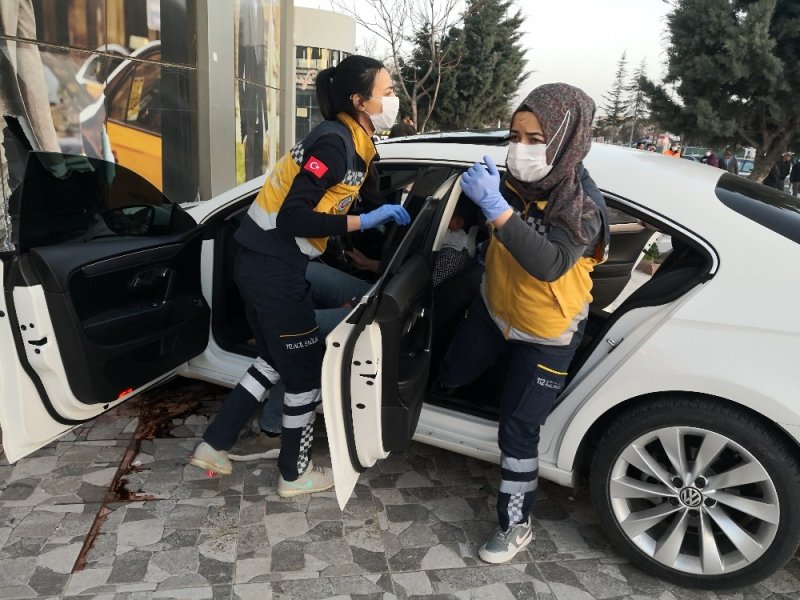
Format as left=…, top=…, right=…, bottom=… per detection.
left=715, top=173, right=800, bottom=245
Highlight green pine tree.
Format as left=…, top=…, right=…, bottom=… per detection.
left=599, top=51, right=629, bottom=144
left=641, top=0, right=800, bottom=181
left=624, top=59, right=649, bottom=145
left=426, top=0, right=528, bottom=131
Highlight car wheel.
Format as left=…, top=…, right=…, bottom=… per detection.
left=590, top=396, right=800, bottom=589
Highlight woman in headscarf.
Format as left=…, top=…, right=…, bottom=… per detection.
left=438, top=83, right=609, bottom=563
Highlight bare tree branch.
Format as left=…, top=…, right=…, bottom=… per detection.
left=332, top=0, right=468, bottom=132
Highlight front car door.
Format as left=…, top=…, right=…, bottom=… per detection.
left=0, top=145, right=208, bottom=461
left=322, top=175, right=460, bottom=508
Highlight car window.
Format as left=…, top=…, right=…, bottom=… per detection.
left=595, top=203, right=669, bottom=312
left=716, top=172, right=800, bottom=245
left=108, top=69, right=133, bottom=122
left=377, top=164, right=454, bottom=215
left=124, top=61, right=162, bottom=134
left=405, top=166, right=454, bottom=218
left=12, top=152, right=184, bottom=250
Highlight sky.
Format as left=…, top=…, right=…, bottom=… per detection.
left=294, top=0, right=673, bottom=116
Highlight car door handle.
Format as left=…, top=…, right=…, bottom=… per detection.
left=129, top=267, right=169, bottom=290
left=129, top=267, right=175, bottom=303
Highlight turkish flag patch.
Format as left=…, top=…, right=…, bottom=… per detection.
left=303, top=156, right=329, bottom=179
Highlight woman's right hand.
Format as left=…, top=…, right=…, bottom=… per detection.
left=460, top=155, right=510, bottom=222
left=359, top=204, right=411, bottom=231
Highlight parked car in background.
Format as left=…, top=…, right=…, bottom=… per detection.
left=40, top=52, right=95, bottom=155
left=737, top=158, right=754, bottom=178
left=2, top=131, right=800, bottom=590
left=75, top=44, right=130, bottom=99
left=80, top=41, right=163, bottom=190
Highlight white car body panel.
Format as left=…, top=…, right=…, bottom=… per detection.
left=4, top=138, right=799, bottom=496
left=322, top=314, right=387, bottom=508
left=0, top=265, right=174, bottom=461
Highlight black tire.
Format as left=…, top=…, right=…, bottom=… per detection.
left=590, top=395, right=800, bottom=589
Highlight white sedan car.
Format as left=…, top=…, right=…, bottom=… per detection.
left=1, top=131, right=799, bottom=589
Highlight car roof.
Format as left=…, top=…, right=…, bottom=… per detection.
left=104, top=40, right=161, bottom=87
left=381, top=130, right=509, bottom=146
left=377, top=137, right=731, bottom=237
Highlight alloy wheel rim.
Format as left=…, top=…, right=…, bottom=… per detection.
left=609, top=426, right=779, bottom=576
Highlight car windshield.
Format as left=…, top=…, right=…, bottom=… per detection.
left=716, top=173, right=800, bottom=244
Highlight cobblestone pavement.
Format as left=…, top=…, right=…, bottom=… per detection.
left=0, top=379, right=798, bottom=600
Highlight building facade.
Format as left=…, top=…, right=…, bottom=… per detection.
left=1, top=0, right=296, bottom=209
left=294, top=7, right=356, bottom=141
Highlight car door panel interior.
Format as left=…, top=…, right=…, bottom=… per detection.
left=373, top=253, right=433, bottom=451
left=11, top=229, right=209, bottom=405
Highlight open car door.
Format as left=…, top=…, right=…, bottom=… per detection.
left=322, top=175, right=459, bottom=508
left=0, top=146, right=209, bottom=462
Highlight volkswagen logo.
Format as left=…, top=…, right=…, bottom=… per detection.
left=679, top=487, right=703, bottom=508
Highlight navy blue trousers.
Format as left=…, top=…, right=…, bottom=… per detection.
left=439, top=296, right=583, bottom=531
left=204, top=248, right=323, bottom=481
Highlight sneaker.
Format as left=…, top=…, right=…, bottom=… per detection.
left=277, top=461, right=334, bottom=497
left=478, top=517, right=534, bottom=564
left=229, top=430, right=281, bottom=462
left=189, top=442, right=232, bottom=475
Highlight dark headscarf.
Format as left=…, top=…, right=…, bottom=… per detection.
left=504, top=83, right=598, bottom=245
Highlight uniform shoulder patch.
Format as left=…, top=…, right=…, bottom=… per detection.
left=303, top=156, right=329, bottom=179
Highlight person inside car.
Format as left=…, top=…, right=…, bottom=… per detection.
left=189, top=55, right=410, bottom=497
left=437, top=84, right=609, bottom=564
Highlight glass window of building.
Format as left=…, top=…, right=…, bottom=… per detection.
left=294, top=45, right=349, bottom=143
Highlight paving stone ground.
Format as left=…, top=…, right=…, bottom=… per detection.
left=0, top=378, right=798, bottom=600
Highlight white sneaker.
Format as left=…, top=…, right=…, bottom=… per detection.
left=189, top=442, right=233, bottom=475
left=277, top=461, right=334, bottom=497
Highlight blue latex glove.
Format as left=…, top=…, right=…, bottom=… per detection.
left=460, top=155, right=510, bottom=221
left=359, top=204, right=411, bottom=231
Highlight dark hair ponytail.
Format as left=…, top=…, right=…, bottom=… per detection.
left=316, top=55, right=384, bottom=121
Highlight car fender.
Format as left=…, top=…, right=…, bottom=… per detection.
left=553, top=316, right=800, bottom=474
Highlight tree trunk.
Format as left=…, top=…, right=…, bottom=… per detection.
left=751, top=151, right=777, bottom=183
left=751, top=130, right=793, bottom=182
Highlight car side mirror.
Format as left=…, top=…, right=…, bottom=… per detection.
left=102, top=205, right=155, bottom=236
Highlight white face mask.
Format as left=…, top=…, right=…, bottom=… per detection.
left=367, top=95, right=400, bottom=131
left=506, top=142, right=553, bottom=182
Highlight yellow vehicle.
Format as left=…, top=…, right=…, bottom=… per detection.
left=82, top=41, right=163, bottom=190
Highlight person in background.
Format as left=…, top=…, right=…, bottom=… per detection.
left=699, top=148, right=719, bottom=167
left=662, top=142, right=681, bottom=157
left=764, top=153, right=792, bottom=191
left=437, top=84, right=609, bottom=564
left=388, top=111, right=416, bottom=138
left=791, top=156, right=800, bottom=197
left=646, top=144, right=657, bottom=153
left=189, top=55, right=410, bottom=497
left=723, top=150, right=738, bottom=175
left=635, top=142, right=646, bottom=150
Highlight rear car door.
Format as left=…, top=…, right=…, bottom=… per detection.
left=322, top=175, right=459, bottom=508
left=0, top=149, right=209, bottom=461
